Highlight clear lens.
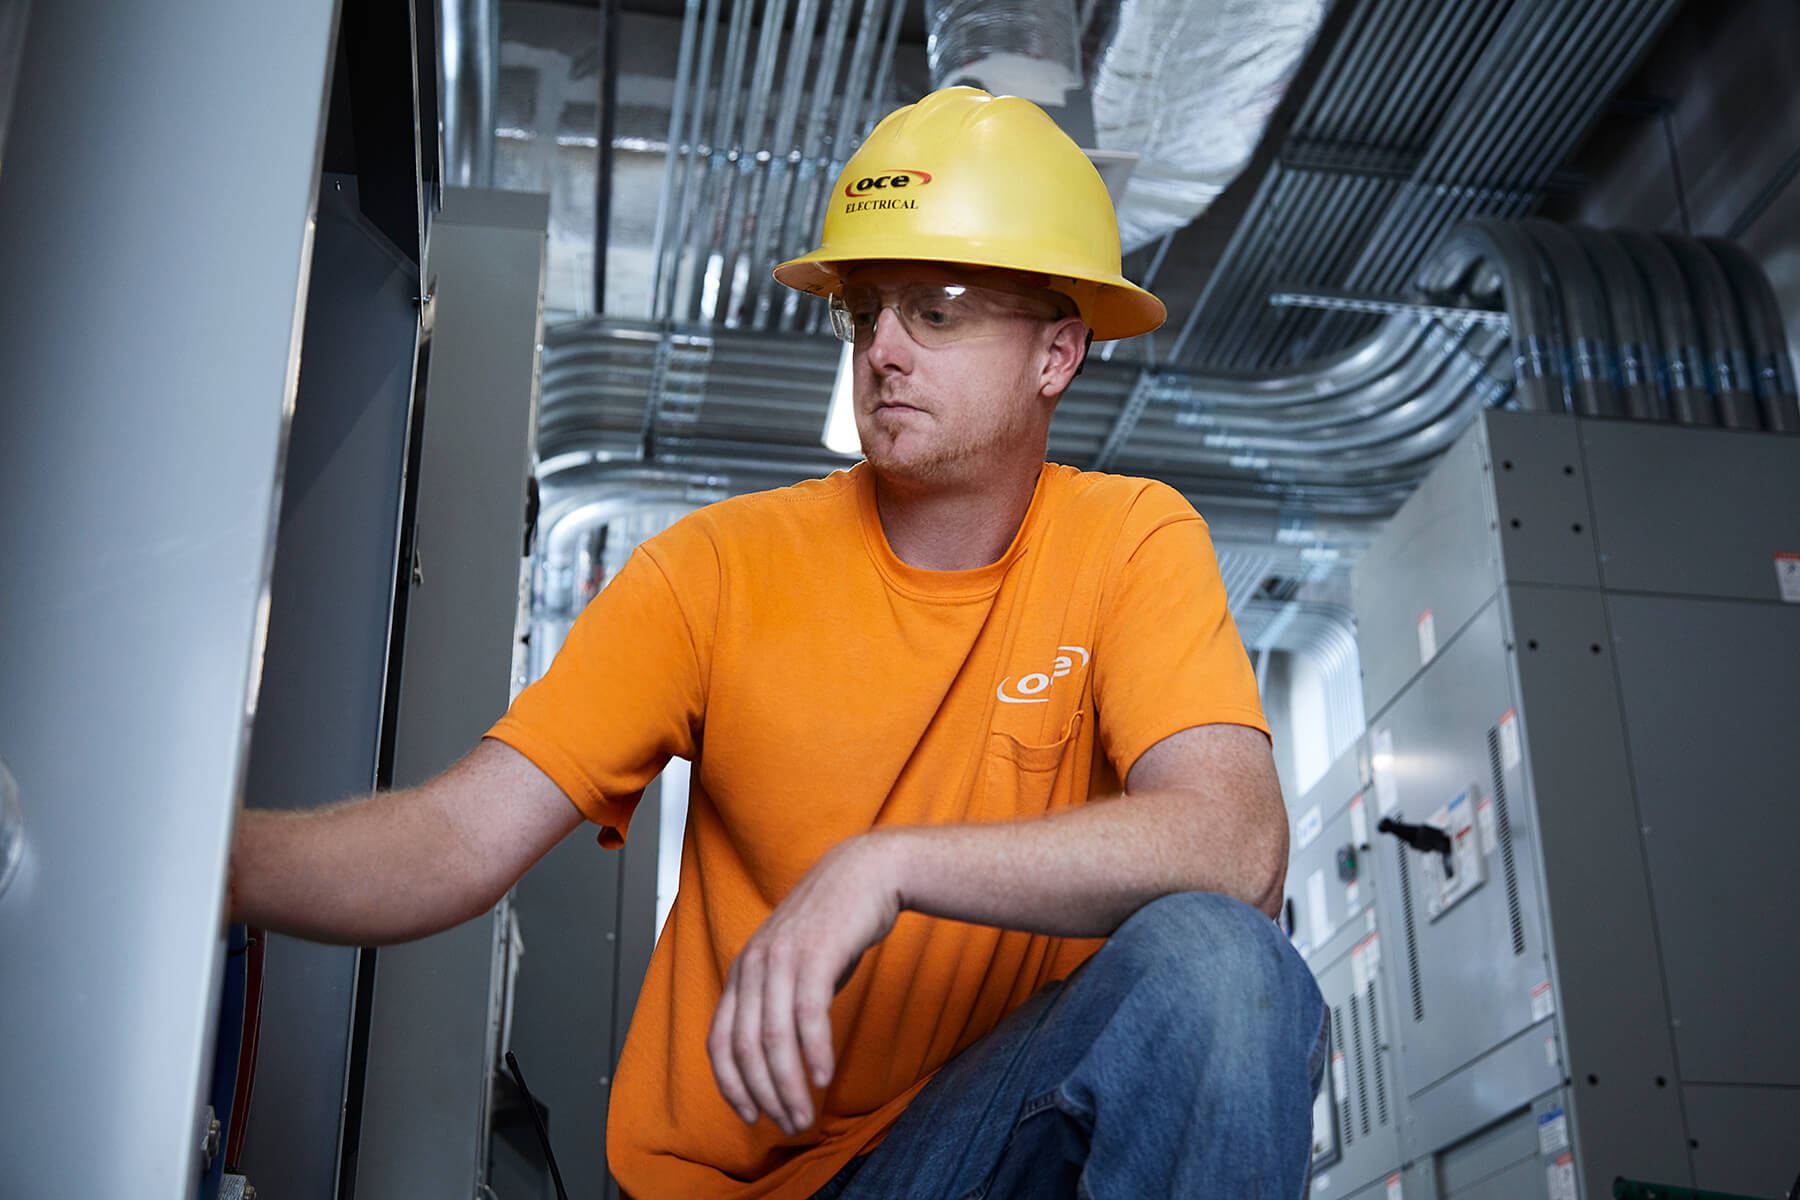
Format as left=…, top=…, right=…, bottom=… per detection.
left=831, top=283, right=1067, bottom=348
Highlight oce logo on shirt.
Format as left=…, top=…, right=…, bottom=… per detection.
left=997, top=646, right=1090, bottom=704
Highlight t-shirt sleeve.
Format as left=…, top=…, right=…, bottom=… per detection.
left=484, top=539, right=710, bottom=847
left=1091, top=488, right=1269, bottom=783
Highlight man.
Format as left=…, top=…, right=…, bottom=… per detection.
left=233, top=87, right=1325, bottom=1197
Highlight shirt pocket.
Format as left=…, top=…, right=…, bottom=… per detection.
left=975, top=710, right=1086, bottom=823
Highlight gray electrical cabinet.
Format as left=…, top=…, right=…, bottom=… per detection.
left=1284, top=741, right=1416, bottom=1200
left=1349, top=409, right=1800, bottom=1200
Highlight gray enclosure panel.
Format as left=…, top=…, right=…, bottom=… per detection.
left=1307, top=926, right=1403, bottom=1199
left=1483, top=412, right=1601, bottom=591
left=356, top=187, right=548, bottom=1199
left=1606, top=593, right=1800, bottom=1085
left=239, top=173, right=423, bottom=1196
left=1436, top=1100, right=1546, bottom=1199
left=1683, top=1084, right=1800, bottom=1198
left=1580, top=419, right=1800, bottom=601
left=1504, top=584, right=1689, bottom=1194
left=1354, top=428, right=1500, bottom=719
left=0, top=2, right=335, bottom=1196
left=1368, top=600, right=1552, bottom=1102
left=1287, top=763, right=1377, bottom=968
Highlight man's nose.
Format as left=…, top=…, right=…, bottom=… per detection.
left=864, top=305, right=914, bottom=371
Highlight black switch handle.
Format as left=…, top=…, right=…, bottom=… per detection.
left=1377, top=815, right=1452, bottom=858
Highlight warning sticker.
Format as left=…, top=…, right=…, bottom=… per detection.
left=1331, top=1051, right=1348, bottom=1102
left=1297, top=805, right=1323, bottom=850
left=1417, top=608, right=1438, bottom=662
left=1350, top=793, right=1369, bottom=846
left=1478, top=796, right=1498, bottom=856
left=1345, top=880, right=1360, bottom=916
left=1351, top=932, right=1380, bottom=991
left=1546, top=1152, right=1577, bottom=1200
left=1308, top=869, right=1332, bottom=944
left=1499, top=708, right=1522, bottom=769
left=1777, top=552, right=1800, bottom=603
left=1531, top=980, right=1556, bottom=1022
left=1538, top=1107, right=1570, bottom=1154
left=1386, top=1173, right=1404, bottom=1200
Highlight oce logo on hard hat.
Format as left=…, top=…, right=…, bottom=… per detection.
left=845, top=169, right=931, bottom=198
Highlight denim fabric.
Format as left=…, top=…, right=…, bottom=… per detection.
left=810, top=892, right=1327, bottom=1200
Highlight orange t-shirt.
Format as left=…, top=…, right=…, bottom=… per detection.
left=486, top=461, right=1267, bottom=1199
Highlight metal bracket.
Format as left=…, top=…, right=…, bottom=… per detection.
left=1269, top=285, right=1513, bottom=329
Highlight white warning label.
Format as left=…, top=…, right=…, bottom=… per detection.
left=1417, top=608, right=1438, bottom=662
left=1350, top=793, right=1369, bottom=846
left=1308, top=869, right=1332, bottom=944
left=1499, top=707, right=1522, bottom=769
left=1538, top=1107, right=1570, bottom=1154
left=1297, top=805, right=1323, bottom=850
left=1777, top=552, right=1800, bottom=603
left=1546, top=1152, right=1577, bottom=1200
left=1386, top=1173, right=1404, bottom=1200
left=1532, top=979, right=1556, bottom=1021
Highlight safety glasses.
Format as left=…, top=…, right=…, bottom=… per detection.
left=828, top=281, right=1074, bottom=349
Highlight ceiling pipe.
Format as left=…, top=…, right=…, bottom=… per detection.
left=441, top=0, right=498, bottom=188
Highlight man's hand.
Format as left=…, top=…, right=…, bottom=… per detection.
left=707, top=834, right=903, bottom=1135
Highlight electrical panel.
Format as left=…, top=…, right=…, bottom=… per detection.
left=1346, top=409, right=1800, bottom=1200
left=1283, top=742, right=1406, bottom=1200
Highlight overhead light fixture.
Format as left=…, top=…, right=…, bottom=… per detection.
left=822, top=341, right=862, bottom=457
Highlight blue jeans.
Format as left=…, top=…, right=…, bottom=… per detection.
left=811, top=892, right=1327, bottom=1200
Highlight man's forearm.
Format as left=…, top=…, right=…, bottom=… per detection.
left=231, top=792, right=501, bottom=946
left=873, top=784, right=1286, bottom=941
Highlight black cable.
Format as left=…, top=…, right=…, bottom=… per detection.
left=505, top=1051, right=569, bottom=1200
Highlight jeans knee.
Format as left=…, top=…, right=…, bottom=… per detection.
left=1102, top=891, right=1322, bottom=1048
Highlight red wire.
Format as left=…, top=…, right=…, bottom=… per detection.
left=224, top=928, right=265, bottom=1169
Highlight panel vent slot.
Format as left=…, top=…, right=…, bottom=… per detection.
left=1487, top=725, right=1527, bottom=955
left=1367, top=979, right=1389, bottom=1128
left=1350, top=990, right=1371, bottom=1137
left=1332, top=1004, right=1352, bottom=1148
left=1395, top=841, right=1425, bottom=1021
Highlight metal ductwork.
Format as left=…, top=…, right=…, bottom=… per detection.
left=647, top=0, right=908, bottom=331
left=442, top=0, right=499, bottom=188
left=537, top=218, right=1796, bottom=581
left=1090, top=0, right=1326, bottom=253
left=1162, top=0, right=1685, bottom=373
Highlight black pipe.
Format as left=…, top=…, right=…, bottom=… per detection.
left=594, top=0, right=619, bottom=314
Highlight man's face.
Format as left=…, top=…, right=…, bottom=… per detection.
left=838, top=262, right=1079, bottom=487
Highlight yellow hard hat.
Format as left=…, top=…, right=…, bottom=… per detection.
left=773, top=87, right=1166, bottom=342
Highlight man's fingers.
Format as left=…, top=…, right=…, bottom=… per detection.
left=759, top=944, right=814, bottom=1130
left=729, top=951, right=793, bottom=1134
left=794, top=960, right=837, bottom=1093
left=706, top=981, right=757, bottom=1124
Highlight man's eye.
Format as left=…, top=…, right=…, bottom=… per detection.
left=850, top=309, right=880, bottom=328
left=918, top=306, right=954, bottom=327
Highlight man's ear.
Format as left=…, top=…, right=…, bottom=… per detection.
left=1039, top=316, right=1091, bottom=398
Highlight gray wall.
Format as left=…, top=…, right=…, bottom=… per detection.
left=0, top=0, right=337, bottom=1194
